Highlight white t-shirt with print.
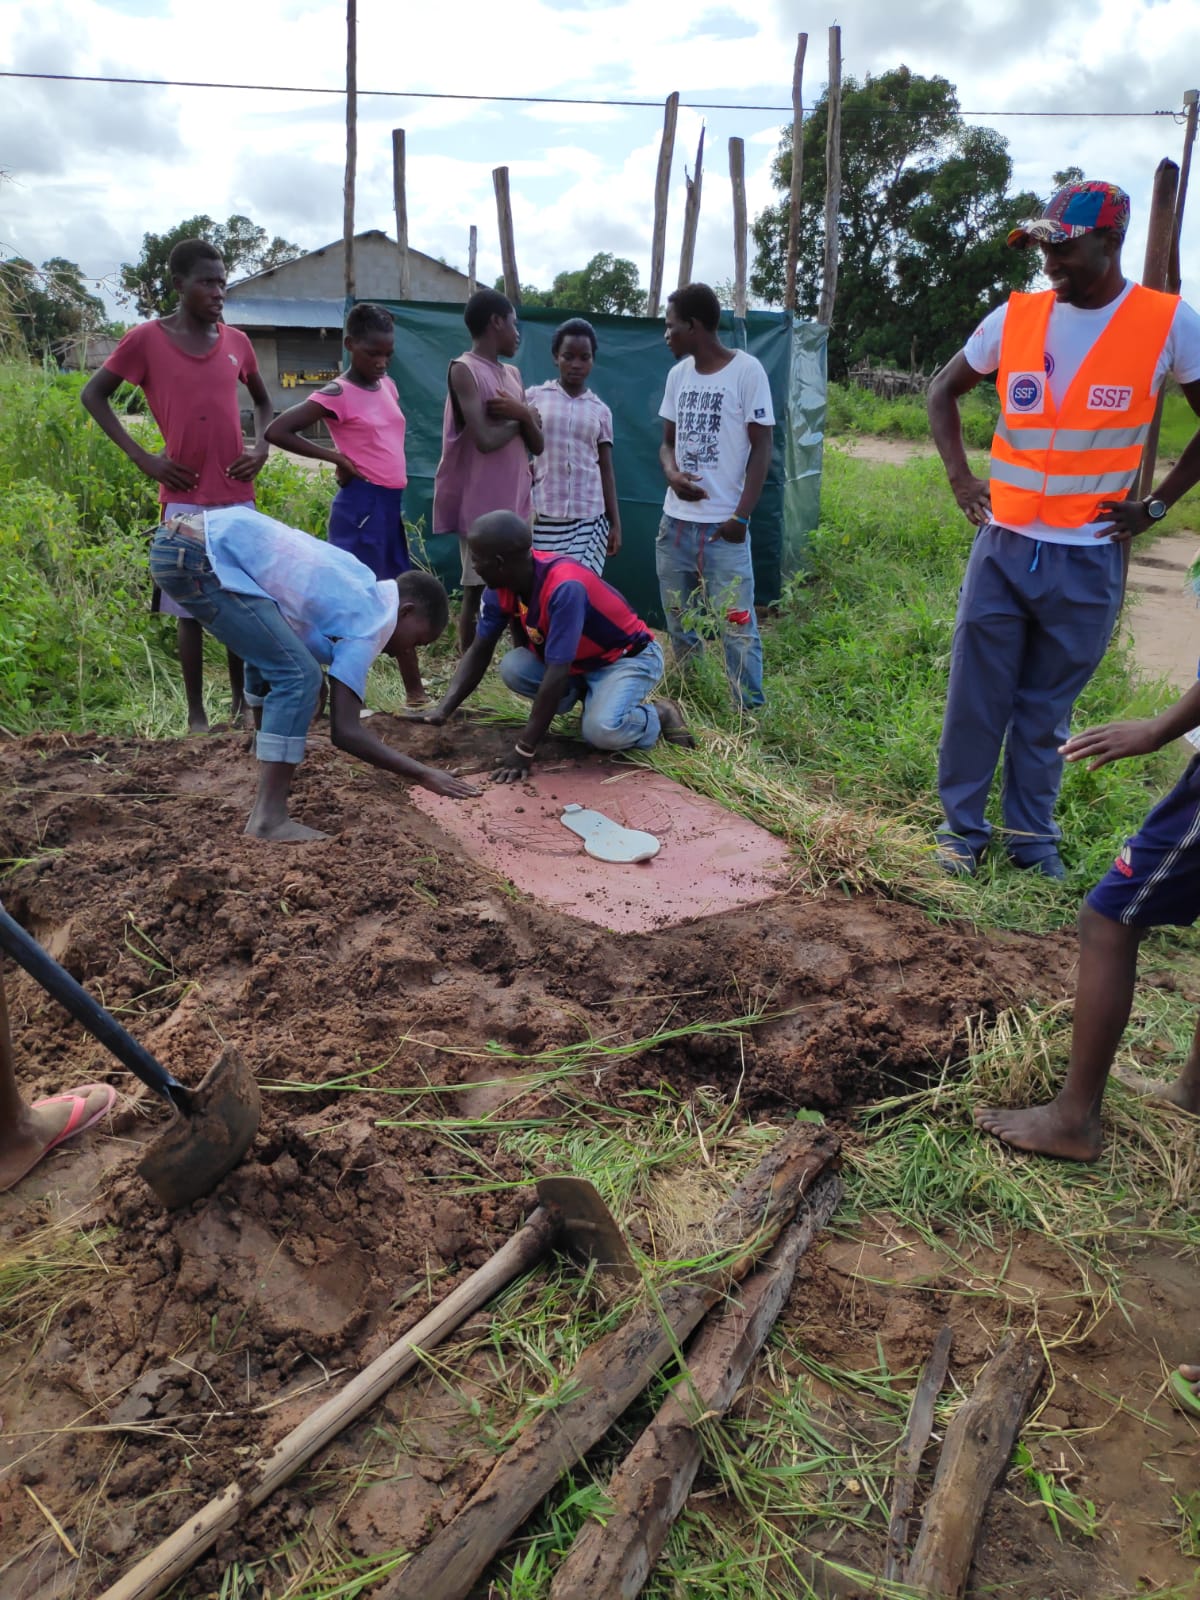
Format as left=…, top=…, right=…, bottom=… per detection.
left=659, top=349, right=776, bottom=522
left=964, top=283, right=1200, bottom=546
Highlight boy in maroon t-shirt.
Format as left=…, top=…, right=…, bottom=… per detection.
left=82, top=239, right=273, bottom=732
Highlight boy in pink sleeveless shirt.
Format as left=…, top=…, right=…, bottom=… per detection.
left=432, top=289, right=543, bottom=651
left=82, top=238, right=273, bottom=733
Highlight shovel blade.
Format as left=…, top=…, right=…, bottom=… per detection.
left=137, top=1046, right=261, bottom=1209
left=536, top=1175, right=639, bottom=1285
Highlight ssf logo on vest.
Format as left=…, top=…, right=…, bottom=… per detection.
left=1006, top=371, right=1045, bottom=413
left=1087, top=384, right=1133, bottom=411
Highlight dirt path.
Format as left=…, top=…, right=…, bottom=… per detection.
left=1125, top=526, right=1200, bottom=690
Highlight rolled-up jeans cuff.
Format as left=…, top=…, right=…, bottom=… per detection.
left=242, top=688, right=266, bottom=708
left=255, top=731, right=308, bottom=765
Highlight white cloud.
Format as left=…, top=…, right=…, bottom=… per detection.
left=2, top=0, right=1197, bottom=318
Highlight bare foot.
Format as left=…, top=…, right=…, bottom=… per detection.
left=244, top=817, right=328, bottom=843
left=652, top=698, right=696, bottom=748
left=186, top=711, right=210, bottom=736
left=0, top=1083, right=116, bottom=1193
left=974, top=1101, right=1103, bottom=1161
left=1148, top=1075, right=1200, bottom=1115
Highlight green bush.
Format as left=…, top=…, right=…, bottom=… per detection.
left=0, top=483, right=181, bottom=735
left=826, top=380, right=999, bottom=449
left=0, top=364, right=160, bottom=534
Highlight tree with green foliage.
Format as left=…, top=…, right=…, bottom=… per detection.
left=0, top=256, right=108, bottom=364
left=120, top=214, right=303, bottom=317
left=495, top=252, right=643, bottom=315
left=751, top=66, right=1042, bottom=375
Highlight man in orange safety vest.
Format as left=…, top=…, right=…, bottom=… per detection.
left=928, top=179, right=1200, bottom=880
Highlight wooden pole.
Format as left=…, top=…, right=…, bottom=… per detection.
left=550, top=1173, right=842, bottom=1600
left=492, top=167, right=520, bottom=304
left=883, top=1325, right=953, bottom=1583
left=377, top=1126, right=840, bottom=1600
left=730, top=136, right=747, bottom=318
left=645, top=92, right=680, bottom=317
left=94, top=1212, right=561, bottom=1600
left=784, top=32, right=808, bottom=312
left=1134, top=158, right=1181, bottom=500
left=467, top=225, right=478, bottom=296
left=392, top=128, right=410, bottom=301
left=1169, top=89, right=1199, bottom=294
left=906, top=1339, right=1044, bottom=1598
left=817, top=24, right=842, bottom=328
left=342, top=0, right=357, bottom=302
left=676, top=123, right=705, bottom=289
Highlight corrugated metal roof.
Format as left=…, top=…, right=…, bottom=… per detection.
left=223, top=297, right=342, bottom=330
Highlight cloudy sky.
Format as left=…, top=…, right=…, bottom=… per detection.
left=2, top=0, right=1198, bottom=322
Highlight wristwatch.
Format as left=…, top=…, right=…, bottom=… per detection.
left=1144, top=497, right=1168, bottom=521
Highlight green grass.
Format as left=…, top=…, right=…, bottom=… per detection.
left=827, top=379, right=998, bottom=450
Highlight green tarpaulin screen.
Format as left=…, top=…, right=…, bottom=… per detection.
left=370, top=299, right=826, bottom=623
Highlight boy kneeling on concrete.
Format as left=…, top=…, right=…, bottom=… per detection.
left=410, top=510, right=692, bottom=779
left=150, top=507, right=478, bottom=841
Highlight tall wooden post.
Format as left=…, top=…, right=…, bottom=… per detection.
left=1134, top=157, right=1180, bottom=500
left=676, top=124, right=705, bottom=288
left=729, top=136, right=748, bottom=318
left=342, top=0, right=357, bottom=301
left=392, top=128, right=410, bottom=301
left=784, top=33, right=808, bottom=312
left=493, top=167, right=520, bottom=304
left=817, top=24, right=842, bottom=328
left=1169, top=88, right=1199, bottom=293
left=645, top=92, right=680, bottom=317
left=467, top=225, right=478, bottom=296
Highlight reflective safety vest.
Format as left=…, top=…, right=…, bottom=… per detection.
left=990, top=284, right=1178, bottom=528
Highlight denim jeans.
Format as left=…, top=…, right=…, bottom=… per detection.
left=498, top=641, right=665, bottom=750
left=655, top=514, right=765, bottom=708
left=149, top=522, right=322, bottom=765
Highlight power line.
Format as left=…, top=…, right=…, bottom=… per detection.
left=0, top=69, right=1183, bottom=119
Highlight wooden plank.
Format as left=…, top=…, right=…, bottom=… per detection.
left=645, top=92, right=680, bottom=317
left=883, top=1324, right=953, bottom=1583
left=730, top=137, right=747, bottom=318
left=817, top=24, right=842, bottom=328
left=493, top=166, right=520, bottom=304
left=342, top=0, right=357, bottom=301
left=95, top=1211, right=559, bottom=1600
left=676, top=123, right=705, bottom=289
left=392, top=128, right=410, bottom=301
left=784, top=32, right=808, bottom=312
left=550, top=1171, right=842, bottom=1600
left=905, top=1337, right=1044, bottom=1599
left=467, top=224, right=478, bottom=296
left=378, top=1125, right=841, bottom=1600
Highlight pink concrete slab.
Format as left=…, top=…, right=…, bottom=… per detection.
left=409, top=757, right=789, bottom=933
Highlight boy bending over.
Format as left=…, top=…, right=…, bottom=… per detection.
left=150, top=506, right=477, bottom=841
left=412, top=511, right=692, bottom=780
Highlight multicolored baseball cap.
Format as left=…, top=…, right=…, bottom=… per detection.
left=1007, top=181, right=1131, bottom=248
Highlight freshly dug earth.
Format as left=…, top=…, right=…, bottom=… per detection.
left=0, top=725, right=1186, bottom=1599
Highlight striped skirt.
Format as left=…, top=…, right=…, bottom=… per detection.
left=531, top=513, right=609, bottom=576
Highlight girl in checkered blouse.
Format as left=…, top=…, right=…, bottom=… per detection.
left=525, top=319, right=622, bottom=576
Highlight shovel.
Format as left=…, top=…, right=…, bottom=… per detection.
left=0, top=903, right=260, bottom=1208
left=98, top=1175, right=636, bottom=1600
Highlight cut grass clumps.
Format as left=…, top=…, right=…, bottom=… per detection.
left=846, top=999, right=1200, bottom=1300
left=0, top=1218, right=117, bottom=1358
